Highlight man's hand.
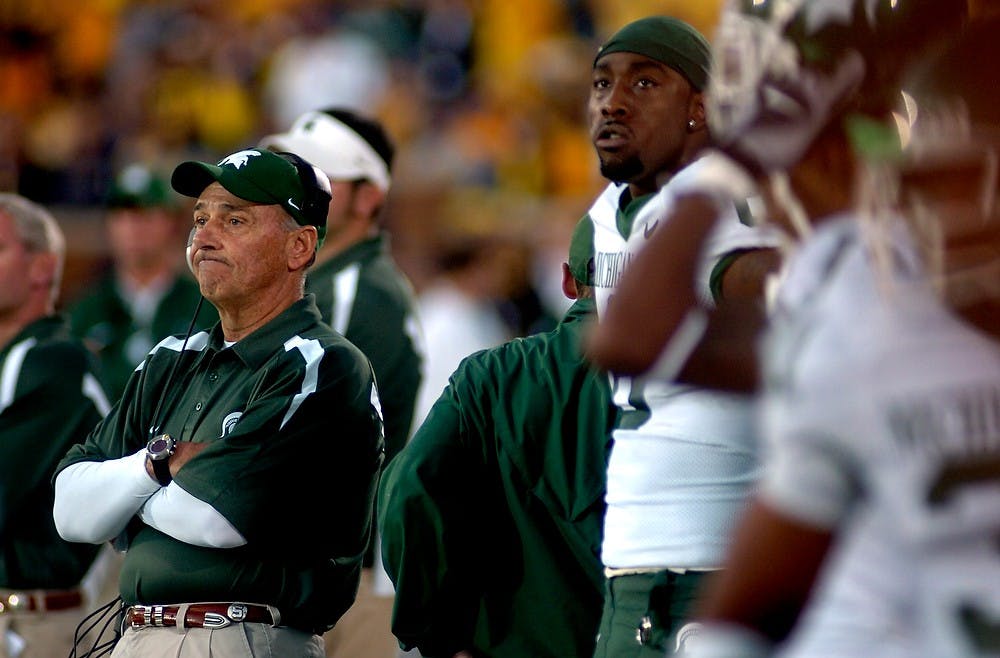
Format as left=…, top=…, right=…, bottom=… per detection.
left=144, top=441, right=210, bottom=482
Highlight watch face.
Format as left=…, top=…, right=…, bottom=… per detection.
left=148, top=434, right=174, bottom=458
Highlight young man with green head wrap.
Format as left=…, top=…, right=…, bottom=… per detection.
left=583, top=15, right=781, bottom=658
left=378, top=215, right=617, bottom=658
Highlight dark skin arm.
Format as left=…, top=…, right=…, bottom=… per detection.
left=144, top=441, right=208, bottom=483
left=674, top=298, right=767, bottom=392
left=693, top=498, right=835, bottom=643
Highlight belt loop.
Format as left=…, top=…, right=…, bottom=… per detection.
left=175, top=604, right=191, bottom=633
left=120, top=607, right=132, bottom=636
left=265, top=604, right=281, bottom=627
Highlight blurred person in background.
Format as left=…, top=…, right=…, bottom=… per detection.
left=379, top=215, right=616, bottom=658
left=260, top=107, right=423, bottom=658
left=68, top=163, right=216, bottom=402
left=674, top=2, right=994, bottom=657
left=412, top=235, right=510, bottom=428
left=0, top=193, right=113, bottom=658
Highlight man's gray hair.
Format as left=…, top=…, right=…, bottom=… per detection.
left=0, top=193, right=65, bottom=305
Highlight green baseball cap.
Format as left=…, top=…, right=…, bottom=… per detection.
left=170, top=148, right=331, bottom=246
left=594, top=16, right=712, bottom=91
left=568, top=216, right=595, bottom=286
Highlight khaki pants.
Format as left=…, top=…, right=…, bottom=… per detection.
left=112, top=623, right=325, bottom=657
left=323, top=568, right=399, bottom=658
left=0, top=608, right=96, bottom=658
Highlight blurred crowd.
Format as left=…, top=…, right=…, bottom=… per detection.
left=0, top=0, right=723, bottom=318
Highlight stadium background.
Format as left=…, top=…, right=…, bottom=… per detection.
left=0, top=0, right=725, bottom=314
left=5, top=0, right=992, bottom=315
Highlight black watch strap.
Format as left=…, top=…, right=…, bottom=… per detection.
left=151, top=457, right=172, bottom=486
left=147, top=434, right=175, bottom=486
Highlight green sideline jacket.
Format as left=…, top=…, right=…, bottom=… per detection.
left=1, top=316, right=108, bottom=588
left=56, top=297, right=384, bottom=634
left=307, top=234, right=422, bottom=463
left=379, top=298, right=616, bottom=658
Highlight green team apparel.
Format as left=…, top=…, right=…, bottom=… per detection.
left=56, top=296, right=384, bottom=634
left=69, top=273, right=216, bottom=401
left=1, top=316, right=110, bottom=588
left=379, top=298, right=616, bottom=658
left=307, top=234, right=422, bottom=462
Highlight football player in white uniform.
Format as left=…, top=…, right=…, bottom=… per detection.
left=677, top=2, right=1000, bottom=658
left=582, top=16, right=783, bottom=657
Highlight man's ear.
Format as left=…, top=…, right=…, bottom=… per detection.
left=29, top=251, right=57, bottom=292
left=352, top=182, right=385, bottom=222
left=561, top=262, right=580, bottom=300
left=688, top=91, right=707, bottom=131
left=288, top=226, right=318, bottom=271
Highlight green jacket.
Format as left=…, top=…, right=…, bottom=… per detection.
left=1, top=316, right=109, bottom=588
left=307, top=235, right=422, bottom=462
left=68, top=271, right=217, bottom=402
left=379, top=299, right=615, bottom=658
left=56, top=297, right=384, bottom=634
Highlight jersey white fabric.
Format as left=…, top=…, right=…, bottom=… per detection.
left=778, top=507, right=918, bottom=658
left=591, top=157, right=781, bottom=569
left=760, top=214, right=1000, bottom=658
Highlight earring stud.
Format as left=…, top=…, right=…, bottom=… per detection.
left=688, top=119, right=697, bottom=129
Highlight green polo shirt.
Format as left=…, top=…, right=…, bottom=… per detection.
left=69, top=272, right=217, bottom=402
left=56, top=296, right=384, bottom=634
left=379, top=298, right=616, bottom=658
left=1, top=316, right=108, bottom=588
left=307, top=234, right=422, bottom=462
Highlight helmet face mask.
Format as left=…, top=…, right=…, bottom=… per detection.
left=708, top=0, right=869, bottom=174
left=708, top=0, right=967, bottom=175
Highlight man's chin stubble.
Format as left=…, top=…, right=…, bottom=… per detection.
left=600, top=157, right=643, bottom=184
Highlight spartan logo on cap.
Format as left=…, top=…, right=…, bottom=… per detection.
left=218, top=150, right=261, bottom=169
left=220, top=411, right=243, bottom=438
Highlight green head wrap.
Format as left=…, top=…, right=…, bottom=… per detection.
left=594, top=16, right=712, bottom=91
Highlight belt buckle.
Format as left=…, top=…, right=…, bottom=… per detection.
left=227, top=604, right=248, bottom=622
left=202, top=612, right=231, bottom=629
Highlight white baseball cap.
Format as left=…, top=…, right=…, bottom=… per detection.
left=259, top=110, right=392, bottom=191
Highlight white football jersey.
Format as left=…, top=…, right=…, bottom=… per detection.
left=588, top=157, right=781, bottom=569
left=761, top=214, right=1000, bottom=658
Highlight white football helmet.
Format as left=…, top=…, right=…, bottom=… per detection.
left=707, top=0, right=968, bottom=175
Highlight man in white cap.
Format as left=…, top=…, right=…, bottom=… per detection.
left=260, top=108, right=423, bottom=658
